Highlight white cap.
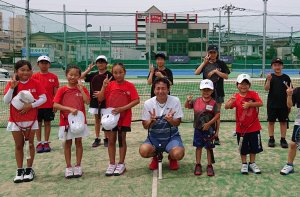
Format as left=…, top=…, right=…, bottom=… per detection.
left=101, top=108, right=120, bottom=130
left=68, top=111, right=85, bottom=134
left=237, top=73, right=251, bottom=84
left=37, top=55, right=51, bottom=63
left=11, top=90, right=35, bottom=110
left=200, top=79, right=214, bottom=90
left=95, top=55, right=108, bottom=63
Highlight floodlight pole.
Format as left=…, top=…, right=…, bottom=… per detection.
left=25, top=0, right=30, bottom=60
left=63, top=4, right=67, bottom=69
left=85, top=9, right=88, bottom=69
left=262, top=0, right=268, bottom=77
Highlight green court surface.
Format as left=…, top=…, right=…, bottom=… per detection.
left=0, top=122, right=299, bottom=196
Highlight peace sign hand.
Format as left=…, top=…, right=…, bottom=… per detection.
left=149, top=108, right=157, bottom=121
left=103, top=75, right=113, bottom=88
left=164, top=108, right=176, bottom=122
left=87, top=62, right=95, bottom=71
left=10, top=74, right=19, bottom=89
left=286, top=83, right=293, bottom=96
left=186, top=95, right=193, bottom=102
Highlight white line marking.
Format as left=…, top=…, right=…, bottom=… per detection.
left=152, top=169, right=158, bottom=197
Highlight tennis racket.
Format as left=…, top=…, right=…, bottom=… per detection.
left=10, top=104, right=37, bottom=160
left=204, top=62, right=220, bottom=83
left=61, top=88, right=85, bottom=146
left=148, top=116, right=173, bottom=180
left=107, top=88, right=131, bottom=147
left=294, top=126, right=300, bottom=151
left=237, top=96, right=259, bottom=153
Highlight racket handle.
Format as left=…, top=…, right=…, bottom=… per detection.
left=24, top=140, right=31, bottom=160
left=158, top=162, right=162, bottom=180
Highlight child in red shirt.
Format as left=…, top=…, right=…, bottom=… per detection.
left=225, top=74, right=263, bottom=175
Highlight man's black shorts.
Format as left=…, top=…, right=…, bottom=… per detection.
left=267, top=107, right=289, bottom=122
left=38, top=108, right=55, bottom=122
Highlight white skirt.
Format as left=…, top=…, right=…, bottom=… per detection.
left=7, top=121, right=39, bottom=132
left=88, top=107, right=99, bottom=115
left=58, top=124, right=89, bottom=140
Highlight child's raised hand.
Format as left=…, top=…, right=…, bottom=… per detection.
left=186, top=95, right=193, bottom=102
left=10, top=74, right=19, bottom=89
left=87, top=62, right=95, bottom=71
left=266, top=73, right=272, bottom=81
left=164, top=108, right=176, bottom=122
left=103, top=75, right=113, bottom=88
left=149, top=64, right=155, bottom=74
left=149, top=108, right=157, bottom=121
left=77, top=80, right=84, bottom=91
left=230, top=94, right=236, bottom=102
left=286, top=83, right=293, bottom=96
left=203, top=54, right=210, bottom=64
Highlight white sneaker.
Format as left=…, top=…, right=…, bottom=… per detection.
left=65, top=167, right=73, bottom=178
left=23, top=168, right=35, bottom=182
left=248, top=163, right=261, bottom=174
left=241, top=163, right=248, bottom=175
left=13, top=169, right=24, bottom=183
left=105, top=164, right=116, bottom=176
left=114, top=163, right=126, bottom=176
left=73, top=166, right=83, bottom=178
left=280, top=164, right=294, bottom=175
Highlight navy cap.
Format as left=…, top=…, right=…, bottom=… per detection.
left=207, top=45, right=218, bottom=52
left=271, top=58, right=283, bottom=65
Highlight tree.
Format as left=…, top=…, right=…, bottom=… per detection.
left=266, top=46, right=277, bottom=59
left=293, top=43, right=300, bottom=60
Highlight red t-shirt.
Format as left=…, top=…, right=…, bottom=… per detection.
left=32, top=72, right=59, bottom=108
left=53, top=86, right=90, bottom=126
left=4, top=79, right=46, bottom=122
left=104, top=80, right=139, bottom=127
left=231, top=90, right=262, bottom=133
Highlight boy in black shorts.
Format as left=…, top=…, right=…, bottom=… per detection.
left=264, top=58, right=291, bottom=148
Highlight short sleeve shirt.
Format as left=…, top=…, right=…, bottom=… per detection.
left=292, top=87, right=300, bottom=125
left=231, top=90, right=262, bottom=133
left=148, top=67, right=173, bottom=97
left=32, top=72, right=59, bottom=108
left=53, top=86, right=90, bottom=126
left=266, top=73, right=291, bottom=109
left=104, top=80, right=139, bottom=127
left=4, top=79, right=46, bottom=122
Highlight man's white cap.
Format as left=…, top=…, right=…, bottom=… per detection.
left=101, top=108, right=120, bottom=130
left=68, top=111, right=85, bottom=134
left=37, top=55, right=51, bottom=63
left=237, top=73, right=251, bottom=84
left=200, top=79, right=214, bottom=90
left=95, top=55, right=108, bottom=62
left=11, top=90, right=35, bottom=110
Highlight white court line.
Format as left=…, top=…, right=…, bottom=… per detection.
left=152, top=169, right=158, bottom=197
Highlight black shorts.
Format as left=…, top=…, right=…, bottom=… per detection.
left=291, top=125, right=300, bottom=142
left=38, top=108, right=55, bottom=122
left=237, top=131, right=263, bottom=155
left=267, top=107, right=289, bottom=122
left=102, top=126, right=131, bottom=132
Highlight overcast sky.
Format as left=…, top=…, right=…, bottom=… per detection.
left=1, top=0, right=300, bottom=35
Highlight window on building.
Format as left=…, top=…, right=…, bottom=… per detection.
left=189, top=29, right=202, bottom=38
left=202, top=29, right=207, bottom=38
left=30, top=43, right=36, bottom=47
left=157, top=29, right=167, bottom=38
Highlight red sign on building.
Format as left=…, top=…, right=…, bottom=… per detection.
left=145, top=15, right=162, bottom=23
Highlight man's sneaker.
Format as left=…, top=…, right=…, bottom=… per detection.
left=248, top=163, right=261, bottom=174
left=194, top=164, right=202, bottom=176
left=214, top=137, right=220, bottom=145
left=207, top=165, right=215, bottom=176
left=268, top=138, right=275, bottom=147
left=105, top=164, right=116, bottom=176
left=280, top=164, right=294, bottom=175
left=13, top=168, right=24, bottom=183
left=241, top=163, right=249, bottom=175
left=104, top=138, right=108, bottom=147
left=149, top=156, right=158, bottom=170
left=168, top=156, right=179, bottom=170
left=92, top=138, right=101, bottom=147
left=114, top=163, right=126, bottom=176
left=65, top=167, right=73, bottom=179
left=280, top=139, right=288, bottom=149
left=23, top=168, right=35, bottom=182
left=36, top=143, right=43, bottom=153
left=43, top=142, right=51, bottom=152
left=73, top=166, right=83, bottom=178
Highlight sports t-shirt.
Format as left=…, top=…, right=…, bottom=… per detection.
left=266, top=73, right=291, bottom=109
left=148, top=67, right=173, bottom=98
left=85, top=71, right=114, bottom=109
left=53, top=86, right=90, bottom=126
left=32, top=72, right=59, bottom=108
left=190, top=97, right=219, bottom=130
left=292, top=87, right=300, bottom=126
left=200, top=60, right=230, bottom=98
left=4, top=78, right=46, bottom=122
left=230, top=90, right=262, bottom=133
left=142, top=95, right=183, bottom=136
left=104, top=80, right=139, bottom=127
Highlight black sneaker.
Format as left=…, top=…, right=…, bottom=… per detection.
left=13, top=168, right=24, bottom=183
left=268, top=138, right=275, bottom=147
left=280, top=139, right=288, bottom=148
left=92, top=138, right=101, bottom=147
left=104, top=138, right=108, bottom=147
left=23, top=168, right=35, bottom=182
left=214, top=137, right=220, bottom=145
